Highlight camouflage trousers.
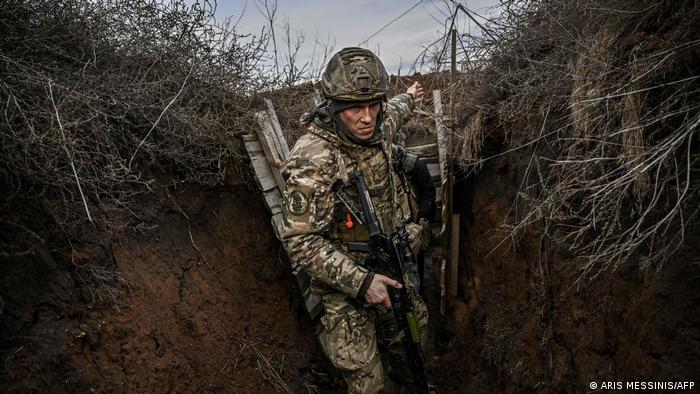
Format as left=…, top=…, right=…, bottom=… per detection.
left=317, top=285, right=429, bottom=393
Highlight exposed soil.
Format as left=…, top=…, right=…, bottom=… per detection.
left=431, top=137, right=700, bottom=392
left=1, top=173, right=337, bottom=392
left=2, top=134, right=698, bottom=393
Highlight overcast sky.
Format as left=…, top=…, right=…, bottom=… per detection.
left=214, top=0, right=501, bottom=76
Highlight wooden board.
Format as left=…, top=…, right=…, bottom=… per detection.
left=406, top=142, right=438, bottom=158
left=267, top=99, right=290, bottom=157
left=449, top=213, right=460, bottom=297
left=263, top=188, right=284, bottom=216
left=270, top=213, right=285, bottom=242
left=433, top=90, right=448, bottom=185
left=313, top=89, right=323, bottom=106
left=254, top=102, right=287, bottom=191
left=244, top=105, right=322, bottom=320
left=419, top=155, right=440, bottom=165
left=250, top=156, right=278, bottom=192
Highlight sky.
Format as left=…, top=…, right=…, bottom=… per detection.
left=213, top=0, right=501, bottom=76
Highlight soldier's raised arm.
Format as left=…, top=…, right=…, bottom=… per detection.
left=382, top=81, right=424, bottom=138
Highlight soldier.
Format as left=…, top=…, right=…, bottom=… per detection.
left=281, top=47, right=430, bottom=393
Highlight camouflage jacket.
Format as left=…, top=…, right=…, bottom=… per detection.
left=281, top=93, right=419, bottom=301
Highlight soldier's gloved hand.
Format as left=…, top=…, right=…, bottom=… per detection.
left=407, top=81, right=425, bottom=103
left=364, top=274, right=402, bottom=308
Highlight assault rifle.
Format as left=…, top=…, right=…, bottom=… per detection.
left=332, top=170, right=430, bottom=394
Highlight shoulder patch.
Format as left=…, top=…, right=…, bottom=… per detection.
left=288, top=190, right=310, bottom=216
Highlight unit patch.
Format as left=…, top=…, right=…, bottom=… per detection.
left=288, top=190, right=310, bottom=216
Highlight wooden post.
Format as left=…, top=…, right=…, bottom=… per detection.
left=263, top=98, right=289, bottom=159
left=433, top=90, right=448, bottom=188
left=433, top=89, right=460, bottom=300
left=440, top=258, right=447, bottom=315
left=448, top=29, right=461, bottom=297
left=449, top=213, right=460, bottom=297
left=450, top=28, right=457, bottom=128
left=313, top=88, right=323, bottom=106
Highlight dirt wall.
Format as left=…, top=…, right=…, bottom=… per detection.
left=0, top=176, right=336, bottom=392
left=437, top=137, right=700, bottom=392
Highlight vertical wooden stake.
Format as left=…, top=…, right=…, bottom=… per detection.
left=313, top=88, right=323, bottom=106
left=449, top=213, right=460, bottom=297
left=433, top=90, right=447, bottom=182
left=450, top=28, right=457, bottom=128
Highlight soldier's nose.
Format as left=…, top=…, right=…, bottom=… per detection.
left=359, top=107, right=372, bottom=122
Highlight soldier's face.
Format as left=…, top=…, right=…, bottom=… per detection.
left=339, top=102, right=381, bottom=140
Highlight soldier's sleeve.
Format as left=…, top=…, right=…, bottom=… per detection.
left=281, top=154, right=374, bottom=299
left=382, top=93, right=416, bottom=137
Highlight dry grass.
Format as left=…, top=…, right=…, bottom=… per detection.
left=453, top=0, right=699, bottom=278
left=0, top=0, right=272, bottom=239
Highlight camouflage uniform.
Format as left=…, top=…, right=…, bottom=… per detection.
left=281, top=92, right=429, bottom=393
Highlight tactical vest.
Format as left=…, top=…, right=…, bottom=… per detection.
left=327, top=141, right=413, bottom=251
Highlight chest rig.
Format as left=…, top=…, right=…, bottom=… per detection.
left=328, top=141, right=412, bottom=249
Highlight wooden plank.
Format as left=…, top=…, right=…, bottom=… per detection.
left=440, top=257, right=446, bottom=315
left=254, top=114, right=283, bottom=165
left=406, top=142, right=438, bottom=157
left=244, top=129, right=322, bottom=321
left=433, top=90, right=448, bottom=185
left=263, top=98, right=289, bottom=160
left=271, top=213, right=285, bottom=241
left=251, top=157, right=278, bottom=192
left=254, top=114, right=287, bottom=191
left=244, top=139, right=264, bottom=155
left=421, top=155, right=440, bottom=165
left=246, top=133, right=278, bottom=192
left=255, top=111, right=281, bottom=163
left=449, top=213, right=460, bottom=297
left=263, top=188, right=284, bottom=215
left=313, top=88, right=323, bottom=106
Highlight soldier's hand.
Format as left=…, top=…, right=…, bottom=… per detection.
left=406, top=81, right=424, bottom=103
left=364, top=273, right=402, bottom=308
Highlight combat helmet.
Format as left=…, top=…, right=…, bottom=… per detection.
left=321, top=47, right=390, bottom=102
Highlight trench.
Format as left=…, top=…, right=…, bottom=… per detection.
left=434, top=149, right=700, bottom=392
left=2, top=154, right=699, bottom=392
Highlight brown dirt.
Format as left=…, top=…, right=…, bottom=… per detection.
left=0, top=72, right=451, bottom=393
left=1, top=173, right=340, bottom=392
left=2, top=83, right=698, bottom=393
left=431, top=133, right=700, bottom=392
